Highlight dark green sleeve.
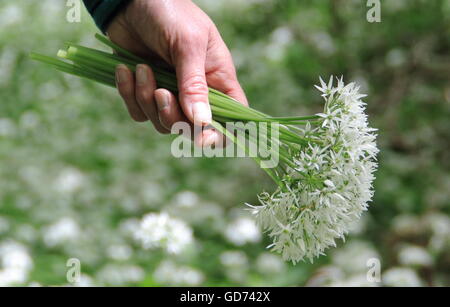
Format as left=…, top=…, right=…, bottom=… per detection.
left=83, top=0, right=130, bottom=33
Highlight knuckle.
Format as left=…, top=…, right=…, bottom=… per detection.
left=174, top=31, right=208, bottom=56
left=136, top=88, right=151, bottom=105
left=180, top=28, right=206, bottom=44
left=182, top=74, right=208, bottom=96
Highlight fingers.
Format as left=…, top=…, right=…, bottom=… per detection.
left=207, top=69, right=248, bottom=106
left=134, top=64, right=169, bottom=134
left=115, top=64, right=147, bottom=122
left=205, top=31, right=249, bottom=106
left=116, top=63, right=223, bottom=147
left=155, top=88, right=223, bottom=147
left=195, top=127, right=223, bottom=148
left=154, top=89, right=186, bottom=130
left=175, top=44, right=212, bottom=126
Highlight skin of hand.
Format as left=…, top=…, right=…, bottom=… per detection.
left=106, top=0, right=248, bottom=147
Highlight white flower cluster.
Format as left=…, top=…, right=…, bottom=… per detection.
left=134, top=212, right=193, bottom=254
left=43, top=217, right=80, bottom=247
left=153, top=261, right=204, bottom=286
left=383, top=267, right=423, bottom=287
left=251, top=77, right=379, bottom=263
left=97, top=264, right=145, bottom=286
left=0, top=241, right=33, bottom=286
left=224, top=217, right=261, bottom=246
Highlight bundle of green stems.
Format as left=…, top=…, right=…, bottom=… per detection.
left=31, top=34, right=320, bottom=188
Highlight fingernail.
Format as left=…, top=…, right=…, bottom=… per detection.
left=203, top=131, right=220, bottom=148
left=156, top=91, right=169, bottom=111
left=136, top=64, right=147, bottom=86
left=116, top=65, right=128, bottom=84
left=192, top=102, right=212, bottom=126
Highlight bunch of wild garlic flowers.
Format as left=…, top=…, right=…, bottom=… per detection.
left=250, top=77, right=378, bottom=263
left=32, top=36, right=378, bottom=264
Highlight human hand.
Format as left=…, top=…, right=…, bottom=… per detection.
left=106, top=0, right=248, bottom=147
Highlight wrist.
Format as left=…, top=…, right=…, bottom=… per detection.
left=105, top=0, right=134, bottom=35
left=122, top=0, right=157, bottom=28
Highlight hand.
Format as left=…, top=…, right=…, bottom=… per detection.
left=106, top=0, right=248, bottom=147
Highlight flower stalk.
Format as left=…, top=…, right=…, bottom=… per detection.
left=30, top=34, right=317, bottom=183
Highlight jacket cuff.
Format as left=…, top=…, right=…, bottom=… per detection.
left=83, top=0, right=130, bottom=33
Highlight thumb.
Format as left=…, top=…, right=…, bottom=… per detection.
left=175, top=47, right=211, bottom=126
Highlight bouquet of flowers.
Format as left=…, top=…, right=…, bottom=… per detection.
left=31, top=34, right=378, bottom=263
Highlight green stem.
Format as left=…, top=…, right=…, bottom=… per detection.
left=31, top=35, right=326, bottom=188
left=211, top=121, right=284, bottom=188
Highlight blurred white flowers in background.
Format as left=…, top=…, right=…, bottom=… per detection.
left=392, top=212, right=450, bottom=254
left=19, top=111, right=41, bottom=131
left=0, top=241, right=33, bottom=286
left=220, top=251, right=249, bottom=283
left=224, top=217, right=261, bottom=246
left=166, top=191, right=224, bottom=227
left=0, top=4, right=23, bottom=28
left=306, top=240, right=380, bottom=287
left=0, top=48, right=17, bottom=86
left=0, top=118, right=15, bottom=137
left=54, top=168, right=85, bottom=194
left=424, top=213, right=450, bottom=252
left=153, top=261, right=204, bottom=286
left=265, top=27, right=294, bottom=61
left=134, top=212, right=193, bottom=254
left=106, top=244, right=133, bottom=261
left=332, top=241, right=380, bottom=275
left=43, top=217, right=80, bottom=247
left=329, top=274, right=377, bottom=287
left=119, top=218, right=141, bottom=237
left=392, top=214, right=421, bottom=236
left=383, top=267, right=423, bottom=287
left=255, top=253, right=285, bottom=275
left=71, top=274, right=96, bottom=287
left=398, top=245, right=433, bottom=267
left=173, top=191, right=199, bottom=208
left=97, top=264, right=145, bottom=286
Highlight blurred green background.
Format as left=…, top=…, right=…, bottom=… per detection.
left=0, top=0, right=449, bottom=286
